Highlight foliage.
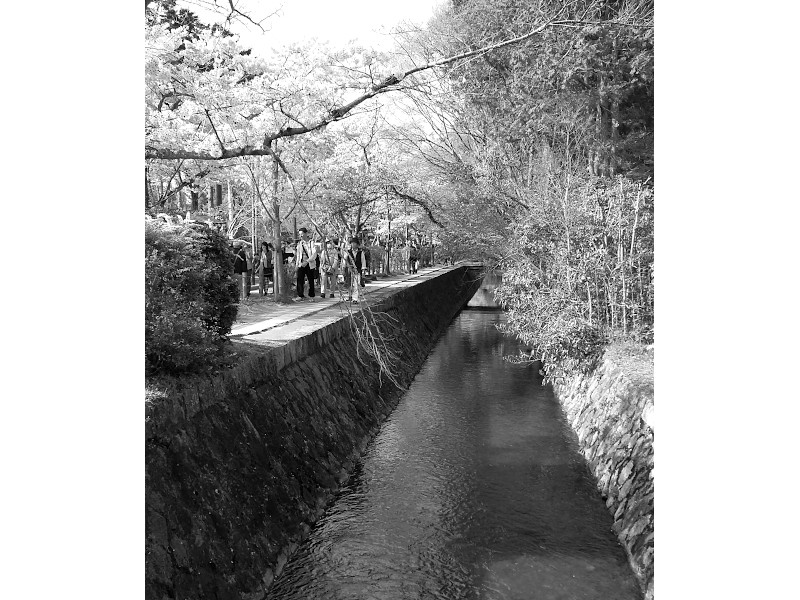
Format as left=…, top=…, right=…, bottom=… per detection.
left=440, top=0, right=654, bottom=179
left=145, top=4, right=401, bottom=162
left=385, top=0, right=655, bottom=378
left=145, top=218, right=238, bottom=375
left=142, top=0, right=656, bottom=382
left=494, top=174, right=653, bottom=381
left=146, top=2, right=437, bottom=296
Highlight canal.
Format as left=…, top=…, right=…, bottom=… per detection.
left=265, top=309, right=641, bottom=599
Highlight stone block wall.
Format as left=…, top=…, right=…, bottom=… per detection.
left=552, top=356, right=654, bottom=600
left=145, top=267, right=481, bottom=600
left=466, top=268, right=501, bottom=308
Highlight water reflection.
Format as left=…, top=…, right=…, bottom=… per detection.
left=266, top=310, right=640, bottom=599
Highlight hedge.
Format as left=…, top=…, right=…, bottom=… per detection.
left=145, top=219, right=239, bottom=375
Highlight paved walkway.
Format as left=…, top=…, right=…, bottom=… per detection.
left=230, top=265, right=461, bottom=339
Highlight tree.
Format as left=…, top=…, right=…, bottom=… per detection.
left=144, top=0, right=655, bottom=360
left=145, top=0, right=652, bottom=162
left=383, top=0, right=655, bottom=374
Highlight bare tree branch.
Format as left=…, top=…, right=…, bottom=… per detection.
left=147, top=17, right=649, bottom=161
left=388, top=186, right=444, bottom=228
left=205, top=109, right=227, bottom=153
left=223, top=0, right=278, bottom=32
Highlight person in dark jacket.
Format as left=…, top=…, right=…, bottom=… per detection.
left=342, top=237, right=366, bottom=303
left=233, top=243, right=248, bottom=301
left=244, top=244, right=254, bottom=290
left=408, top=242, right=419, bottom=273
left=258, top=241, right=274, bottom=296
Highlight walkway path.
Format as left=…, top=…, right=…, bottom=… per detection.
left=230, top=264, right=478, bottom=341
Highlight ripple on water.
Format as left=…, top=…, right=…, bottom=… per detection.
left=266, top=311, right=640, bottom=599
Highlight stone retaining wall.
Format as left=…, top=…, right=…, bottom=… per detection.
left=145, top=267, right=481, bottom=600
left=552, top=355, right=654, bottom=600
left=466, top=268, right=501, bottom=308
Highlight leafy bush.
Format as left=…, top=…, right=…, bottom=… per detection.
left=145, top=219, right=238, bottom=375
left=496, top=266, right=606, bottom=382
left=494, top=175, right=652, bottom=382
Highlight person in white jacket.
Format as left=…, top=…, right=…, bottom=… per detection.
left=294, top=227, right=318, bottom=301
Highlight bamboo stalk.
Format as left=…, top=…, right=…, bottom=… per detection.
left=587, top=280, right=593, bottom=325
left=620, top=223, right=627, bottom=334
left=622, top=265, right=628, bottom=335
left=630, top=186, right=641, bottom=259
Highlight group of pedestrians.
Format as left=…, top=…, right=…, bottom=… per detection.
left=233, top=241, right=273, bottom=299
left=294, top=228, right=367, bottom=303
left=232, top=228, right=425, bottom=303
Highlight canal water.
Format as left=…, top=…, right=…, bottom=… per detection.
left=266, top=310, right=641, bottom=599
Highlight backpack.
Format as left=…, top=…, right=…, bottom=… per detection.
left=321, top=250, right=333, bottom=274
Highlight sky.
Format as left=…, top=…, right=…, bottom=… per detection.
left=188, top=0, right=447, bottom=55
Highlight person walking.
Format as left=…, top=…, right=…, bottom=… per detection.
left=342, top=237, right=366, bottom=303
left=244, top=244, right=254, bottom=293
left=313, top=239, right=322, bottom=291
left=332, top=237, right=344, bottom=293
left=258, top=241, right=273, bottom=296
left=319, top=239, right=340, bottom=299
left=400, top=243, right=409, bottom=273
left=233, top=242, right=249, bottom=301
left=408, top=242, right=419, bottom=274
left=294, top=227, right=318, bottom=301
left=363, top=243, right=372, bottom=278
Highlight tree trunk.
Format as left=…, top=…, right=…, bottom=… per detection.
left=145, top=168, right=155, bottom=211
left=584, top=56, right=597, bottom=177
left=609, top=39, right=620, bottom=177
left=619, top=224, right=627, bottom=334
left=621, top=265, right=628, bottom=335
left=605, top=276, right=615, bottom=330
left=251, top=193, right=257, bottom=256
left=227, top=180, right=234, bottom=227
left=593, top=275, right=601, bottom=328
left=638, top=257, right=645, bottom=325
left=610, top=97, right=620, bottom=177
left=593, top=97, right=603, bottom=176
left=385, top=193, right=391, bottom=275
left=562, top=176, right=572, bottom=293
left=271, top=151, right=285, bottom=300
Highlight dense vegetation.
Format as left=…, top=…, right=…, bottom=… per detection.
left=144, top=0, right=653, bottom=380
left=145, top=218, right=238, bottom=375
left=395, top=0, right=655, bottom=379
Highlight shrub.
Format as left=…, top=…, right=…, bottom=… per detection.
left=494, top=174, right=653, bottom=381
left=145, top=219, right=238, bottom=375
left=496, top=277, right=606, bottom=383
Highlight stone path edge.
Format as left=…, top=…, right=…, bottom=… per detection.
left=229, top=264, right=458, bottom=338
left=145, top=264, right=483, bottom=439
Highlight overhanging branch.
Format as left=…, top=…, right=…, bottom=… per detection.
left=148, top=19, right=565, bottom=161
left=146, top=17, right=651, bottom=162
left=388, top=186, right=444, bottom=228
